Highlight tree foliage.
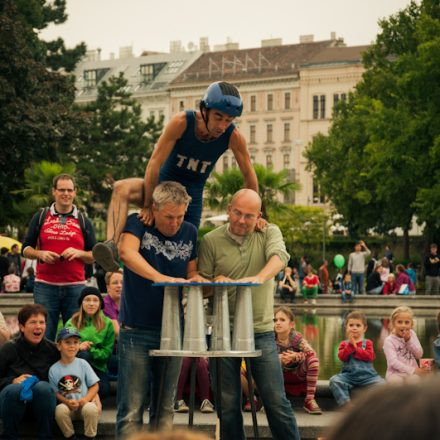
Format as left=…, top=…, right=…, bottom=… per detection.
left=69, top=73, right=163, bottom=217
left=305, top=0, right=440, bottom=245
left=204, top=164, right=299, bottom=219
left=0, top=0, right=86, bottom=228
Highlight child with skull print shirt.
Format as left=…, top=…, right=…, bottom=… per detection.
left=49, top=328, right=101, bottom=440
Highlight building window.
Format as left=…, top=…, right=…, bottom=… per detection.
left=266, top=124, right=273, bottom=143
left=313, top=95, right=319, bottom=119
left=250, top=95, right=257, bottom=112
left=341, top=93, right=347, bottom=101
left=313, top=180, right=325, bottom=204
left=284, top=92, right=291, bottom=110
left=333, top=93, right=339, bottom=106
left=231, top=157, right=237, bottom=168
left=179, top=100, right=185, bottom=111
left=250, top=155, right=256, bottom=163
left=84, top=70, right=97, bottom=88
left=266, top=154, right=273, bottom=168
left=283, top=123, right=290, bottom=142
left=140, top=62, right=166, bottom=84
left=250, top=125, right=256, bottom=144
left=267, top=94, right=273, bottom=111
left=283, top=154, right=290, bottom=169
left=320, top=95, right=326, bottom=119
left=223, top=156, right=229, bottom=172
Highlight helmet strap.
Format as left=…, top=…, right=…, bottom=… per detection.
left=200, top=103, right=211, bottom=132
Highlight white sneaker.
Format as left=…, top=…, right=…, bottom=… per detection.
left=175, top=399, right=189, bottom=413
left=200, top=399, right=214, bottom=413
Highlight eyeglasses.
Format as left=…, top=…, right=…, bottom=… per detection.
left=55, top=188, right=75, bottom=193
left=231, top=208, right=257, bottom=221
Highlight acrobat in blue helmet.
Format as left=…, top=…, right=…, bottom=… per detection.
left=200, top=81, right=243, bottom=131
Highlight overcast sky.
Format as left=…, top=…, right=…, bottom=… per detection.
left=40, top=0, right=415, bottom=59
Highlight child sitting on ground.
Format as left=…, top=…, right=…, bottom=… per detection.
left=341, top=272, right=354, bottom=303
left=329, top=311, right=383, bottom=406
left=49, top=327, right=101, bottom=440
left=274, top=307, right=322, bottom=414
left=383, top=306, right=427, bottom=383
left=382, top=273, right=398, bottom=295
left=302, top=265, right=319, bottom=305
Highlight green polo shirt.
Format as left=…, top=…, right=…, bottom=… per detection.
left=198, top=223, right=290, bottom=333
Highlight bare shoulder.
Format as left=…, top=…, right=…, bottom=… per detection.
left=229, top=127, right=246, bottom=150
left=166, top=111, right=188, bottom=137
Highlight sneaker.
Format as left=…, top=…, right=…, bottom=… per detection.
left=92, top=240, right=120, bottom=272
left=243, top=397, right=258, bottom=412
left=174, top=399, right=189, bottom=413
left=200, top=399, right=214, bottom=413
left=303, top=399, right=322, bottom=415
left=311, top=299, right=317, bottom=305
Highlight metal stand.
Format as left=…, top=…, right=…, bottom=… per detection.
left=151, top=282, right=262, bottom=439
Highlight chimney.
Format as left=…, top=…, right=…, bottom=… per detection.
left=299, top=34, right=314, bottom=43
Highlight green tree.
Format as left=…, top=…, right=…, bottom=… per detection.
left=0, top=0, right=86, bottom=228
left=205, top=164, right=299, bottom=219
left=69, top=73, right=163, bottom=217
left=305, top=0, right=440, bottom=256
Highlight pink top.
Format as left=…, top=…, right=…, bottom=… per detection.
left=383, top=329, right=423, bottom=380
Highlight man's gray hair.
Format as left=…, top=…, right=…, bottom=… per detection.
left=152, top=181, right=192, bottom=209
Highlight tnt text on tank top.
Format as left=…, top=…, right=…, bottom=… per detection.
left=176, top=154, right=212, bottom=174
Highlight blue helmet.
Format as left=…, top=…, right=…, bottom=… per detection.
left=201, top=82, right=243, bottom=117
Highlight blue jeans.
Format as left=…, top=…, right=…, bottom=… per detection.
left=0, top=382, right=56, bottom=440
left=116, top=328, right=182, bottom=439
left=329, top=372, right=383, bottom=406
left=215, top=331, right=300, bottom=440
left=33, top=282, right=84, bottom=341
left=351, top=272, right=364, bottom=295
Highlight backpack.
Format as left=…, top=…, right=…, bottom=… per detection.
left=36, top=207, right=88, bottom=239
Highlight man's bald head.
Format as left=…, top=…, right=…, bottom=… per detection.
left=230, top=189, right=262, bottom=211
left=227, top=189, right=262, bottom=236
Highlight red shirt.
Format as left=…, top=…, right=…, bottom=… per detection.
left=338, top=339, right=375, bottom=363
left=36, top=210, right=86, bottom=285
left=303, top=274, right=319, bottom=288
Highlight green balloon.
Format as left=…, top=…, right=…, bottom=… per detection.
left=334, top=254, right=345, bottom=268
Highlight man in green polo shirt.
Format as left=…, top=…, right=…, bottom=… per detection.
left=198, top=189, right=299, bottom=440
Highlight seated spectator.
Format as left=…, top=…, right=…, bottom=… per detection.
left=0, top=310, right=11, bottom=345
left=326, top=378, right=440, bottom=440
left=406, top=263, right=417, bottom=288
left=0, top=247, right=9, bottom=284
left=274, top=307, right=322, bottom=414
left=302, top=264, right=319, bottom=305
left=366, top=265, right=384, bottom=295
left=380, top=258, right=391, bottom=283
left=20, top=267, right=35, bottom=293
left=103, top=269, right=123, bottom=377
left=175, top=357, right=214, bottom=414
left=329, top=311, right=383, bottom=407
left=2, top=264, right=21, bottom=293
left=341, top=272, right=354, bottom=303
left=383, top=306, right=426, bottom=383
left=65, top=287, right=115, bottom=399
left=103, top=269, right=123, bottom=338
left=383, top=273, right=398, bottom=295
left=395, top=264, right=415, bottom=295
left=49, top=327, right=101, bottom=440
left=0, top=304, right=60, bottom=439
left=278, top=266, right=298, bottom=301
left=333, top=270, right=343, bottom=295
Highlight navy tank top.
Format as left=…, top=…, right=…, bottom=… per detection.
left=159, top=110, right=235, bottom=228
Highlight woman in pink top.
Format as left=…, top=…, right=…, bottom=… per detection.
left=383, top=306, right=428, bottom=383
